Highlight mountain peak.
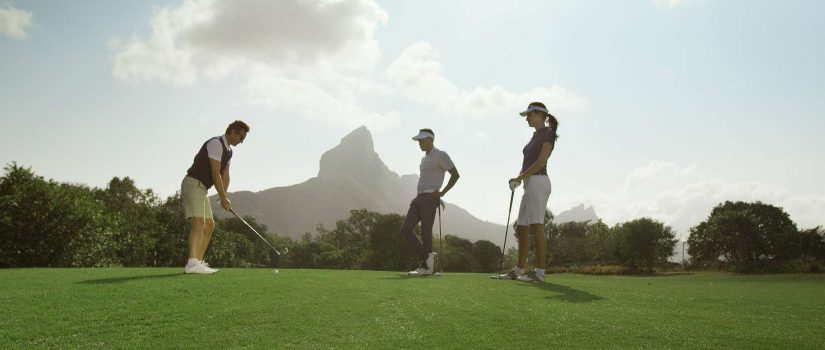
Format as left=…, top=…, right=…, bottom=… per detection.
left=318, top=126, right=390, bottom=180
left=339, top=126, right=373, bottom=150
left=554, top=203, right=600, bottom=224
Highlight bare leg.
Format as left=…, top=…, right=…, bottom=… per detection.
left=197, top=218, right=215, bottom=261
left=187, top=217, right=205, bottom=260
left=516, top=225, right=530, bottom=269
left=531, top=224, right=546, bottom=269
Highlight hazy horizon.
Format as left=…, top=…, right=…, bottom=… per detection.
left=2, top=0, right=823, bottom=240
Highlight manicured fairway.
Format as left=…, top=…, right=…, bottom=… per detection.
left=1, top=269, right=823, bottom=349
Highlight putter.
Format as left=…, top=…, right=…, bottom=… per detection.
left=229, top=208, right=286, bottom=256
left=491, top=188, right=516, bottom=279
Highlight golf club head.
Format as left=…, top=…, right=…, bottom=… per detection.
left=433, top=272, right=443, bottom=277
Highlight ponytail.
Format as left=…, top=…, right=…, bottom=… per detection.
left=546, top=114, right=559, bottom=140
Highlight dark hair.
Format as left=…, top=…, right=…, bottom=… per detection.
left=420, top=128, right=434, bottom=137
left=528, top=102, right=559, bottom=140
left=226, top=120, right=251, bottom=135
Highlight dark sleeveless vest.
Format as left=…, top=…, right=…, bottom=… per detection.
left=186, top=136, right=232, bottom=189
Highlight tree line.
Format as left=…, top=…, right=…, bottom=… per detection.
left=2, top=163, right=822, bottom=273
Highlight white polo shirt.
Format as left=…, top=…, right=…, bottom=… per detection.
left=417, top=148, right=455, bottom=193
left=206, top=135, right=232, bottom=163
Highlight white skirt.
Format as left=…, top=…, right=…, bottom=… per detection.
left=515, top=175, right=552, bottom=226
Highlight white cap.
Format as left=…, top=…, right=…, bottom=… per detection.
left=519, top=104, right=549, bottom=116
left=411, top=130, right=434, bottom=141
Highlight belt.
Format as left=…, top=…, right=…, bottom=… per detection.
left=418, top=189, right=436, bottom=195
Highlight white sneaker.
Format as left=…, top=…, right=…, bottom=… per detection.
left=408, top=258, right=433, bottom=276
left=200, top=260, right=219, bottom=273
left=493, top=269, right=521, bottom=280
left=184, top=263, right=216, bottom=274
left=516, top=270, right=544, bottom=283
left=408, top=267, right=430, bottom=276
left=425, top=252, right=437, bottom=272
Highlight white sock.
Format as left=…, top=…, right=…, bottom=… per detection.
left=535, top=268, right=545, bottom=277
left=187, top=258, right=200, bottom=267
left=514, top=266, right=524, bottom=275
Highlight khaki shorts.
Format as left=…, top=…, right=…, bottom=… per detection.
left=181, top=176, right=213, bottom=219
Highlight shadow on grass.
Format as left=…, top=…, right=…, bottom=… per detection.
left=520, top=282, right=603, bottom=303
left=619, top=272, right=695, bottom=278
left=79, top=273, right=184, bottom=284
left=380, top=274, right=602, bottom=303
left=378, top=274, right=442, bottom=280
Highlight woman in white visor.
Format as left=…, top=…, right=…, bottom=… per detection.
left=498, top=102, right=558, bottom=283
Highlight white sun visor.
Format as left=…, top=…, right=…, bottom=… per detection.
left=519, top=105, right=549, bottom=116
left=411, top=131, right=435, bottom=140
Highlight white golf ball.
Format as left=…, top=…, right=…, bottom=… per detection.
left=273, top=269, right=279, bottom=274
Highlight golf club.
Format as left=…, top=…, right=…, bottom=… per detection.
left=434, top=203, right=444, bottom=277
left=491, top=188, right=516, bottom=279
left=229, top=208, right=286, bottom=256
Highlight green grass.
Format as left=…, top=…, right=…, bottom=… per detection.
left=1, top=269, right=823, bottom=349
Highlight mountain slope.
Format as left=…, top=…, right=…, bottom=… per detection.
left=213, top=126, right=506, bottom=243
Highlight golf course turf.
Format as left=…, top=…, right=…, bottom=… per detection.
left=1, top=269, right=823, bottom=349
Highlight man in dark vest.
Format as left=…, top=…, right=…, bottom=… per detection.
left=181, top=120, right=250, bottom=274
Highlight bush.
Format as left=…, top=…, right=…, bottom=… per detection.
left=613, top=218, right=677, bottom=273
left=0, top=164, right=120, bottom=267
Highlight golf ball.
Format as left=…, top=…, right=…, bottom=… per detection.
left=273, top=269, right=279, bottom=274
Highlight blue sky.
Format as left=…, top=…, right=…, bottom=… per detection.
left=1, top=0, right=823, bottom=238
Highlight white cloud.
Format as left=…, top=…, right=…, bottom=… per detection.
left=243, top=68, right=399, bottom=131
left=388, top=41, right=587, bottom=119
left=109, top=0, right=214, bottom=85
left=0, top=4, right=33, bottom=39
left=653, top=0, right=687, bottom=9
left=111, top=0, right=387, bottom=85
left=110, top=0, right=399, bottom=129
left=183, top=0, right=386, bottom=72
left=619, top=179, right=825, bottom=236
left=623, top=161, right=680, bottom=191
left=557, top=162, right=825, bottom=239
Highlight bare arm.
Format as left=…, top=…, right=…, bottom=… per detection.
left=436, top=167, right=460, bottom=198
left=210, top=159, right=231, bottom=210
left=514, top=142, right=554, bottom=181
left=222, top=162, right=230, bottom=193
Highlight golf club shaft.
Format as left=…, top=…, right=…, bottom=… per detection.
left=229, top=209, right=282, bottom=256
left=437, top=204, right=444, bottom=274
left=498, top=189, right=515, bottom=274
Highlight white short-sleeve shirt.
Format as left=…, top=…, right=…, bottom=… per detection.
left=206, top=135, right=232, bottom=163
left=417, top=148, right=455, bottom=193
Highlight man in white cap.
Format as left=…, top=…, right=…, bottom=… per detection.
left=401, top=128, right=460, bottom=276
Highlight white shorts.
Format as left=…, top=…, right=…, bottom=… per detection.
left=515, top=175, right=551, bottom=226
